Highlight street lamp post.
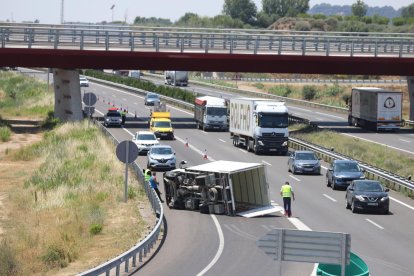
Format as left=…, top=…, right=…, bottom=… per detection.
left=110, top=4, right=115, bottom=23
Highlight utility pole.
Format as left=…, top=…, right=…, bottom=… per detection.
left=110, top=4, right=115, bottom=23
left=60, top=0, right=64, bottom=24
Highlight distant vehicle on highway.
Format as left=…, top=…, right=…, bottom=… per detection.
left=79, top=76, right=89, bottom=87
left=164, top=71, right=188, bottom=86
left=147, top=145, right=176, bottom=171
left=326, top=160, right=365, bottom=190
left=345, top=180, right=390, bottom=214
left=144, top=93, right=160, bottom=106
left=103, top=108, right=122, bottom=127
left=132, top=131, right=159, bottom=154
left=288, top=150, right=321, bottom=175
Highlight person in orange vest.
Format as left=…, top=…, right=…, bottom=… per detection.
left=280, top=181, right=295, bottom=217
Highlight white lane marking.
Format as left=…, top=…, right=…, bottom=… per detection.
left=238, top=149, right=248, bottom=153
left=341, top=133, right=414, bottom=155
left=287, top=217, right=311, bottom=231
left=123, top=128, right=135, bottom=137
left=196, top=215, right=224, bottom=276
left=262, top=161, right=272, bottom=166
left=390, top=196, right=414, bottom=210
left=175, top=135, right=216, bottom=161
left=122, top=98, right=127, bottom=101
left=365, top=219, right=384, bottom=230
left=315, top=112, right=344, bottom=120
left=219, top=139, right=226, bottom=143
left=289, top=175, right=301, bottom=182
left=134, top=102, right=138, bottom=105
left=202, top=131, right=208, bottom=134
left=321, top=165, right=328, bottom=170
left=399, top=139, right=411, bottom=143
left=323, top=194, right=337, bottom=202
left=92, top=82, right=145, bottom=99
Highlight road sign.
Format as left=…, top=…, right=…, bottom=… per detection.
left=116, top=140, right=139, bottom=164
left=83, top=92, right=97, bottom=106
left=257, top=228, right=351, bottom=276
left=83, top=106, right=95, bottom=115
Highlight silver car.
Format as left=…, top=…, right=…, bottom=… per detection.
left=288, top=150, right=321, bottom=175
left=144, top=93, right=160, bottom=106
left=147, top=145, right=176, bottom=171
left=103, top=110, right=122, bottom=127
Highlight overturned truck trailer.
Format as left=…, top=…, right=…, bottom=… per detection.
left=163, top=161, right=282, bottom=217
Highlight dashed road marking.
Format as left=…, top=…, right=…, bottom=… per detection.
left=323, top=194, right=337, bottom=202
left=399, top=139, right=411, bottom=143
left=390, top=196, right=414, bottom=210
left=262, top=161, right=272, bottom=166
left=366, top=219, right=384, bottom=230
left=219, top=139, right=226, bottom=143
left=238, top=149, right=248, bottom=153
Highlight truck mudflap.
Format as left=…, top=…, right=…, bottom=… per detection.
left=237, top=205, right=283, bottom=218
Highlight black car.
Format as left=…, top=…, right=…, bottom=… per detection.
left=345, top=180, right=390, bottom=214
left=326, top=160, right=365, bottom=190
left=288, top=150, right=321, bottom=175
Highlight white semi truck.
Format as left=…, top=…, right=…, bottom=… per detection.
left=194, top=96, right=228, bottom=131
left=162, top=160, right=282, bottom=217
left=229, top=98, right=289, bottom=155
left=348, top=87, right=403, bottom=131
left=164, top=71, right=189, bottom=86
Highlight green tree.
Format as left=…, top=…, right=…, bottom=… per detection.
left=262, top=0, right=309, bottom=17
left=401, top=3, right=414, bottom=18
left=223, top=0, right=257, bottom=25
left=351, top=0, right=367, bottom=18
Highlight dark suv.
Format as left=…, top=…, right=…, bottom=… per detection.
left=346, top=180, right=389, bottom=214
left=326, top=160, right=365, bottom=190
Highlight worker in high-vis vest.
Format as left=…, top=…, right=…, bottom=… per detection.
left=144, top=169, right=152, bottom=182
left=280, top=181, right=295, bottom=217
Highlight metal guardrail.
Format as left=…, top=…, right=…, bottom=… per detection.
left=78, top=122, right=164, bottom=276
left=2, top=23, right=414, bottom=58
left=198, top=76, right=405, bottom=84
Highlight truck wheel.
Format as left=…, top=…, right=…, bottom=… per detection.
left=253, top=141, right=259, bottom=154
left=246, top=140, right=251, bottom=152
left=208, top=188, right=218, bottom=202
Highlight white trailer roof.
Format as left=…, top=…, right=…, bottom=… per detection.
left=196, top=96, right=226, bottom=106
left=187, top=160, right=263, bottom=174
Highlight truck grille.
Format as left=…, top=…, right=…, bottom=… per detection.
left=261, top=133, right=286, bottom=147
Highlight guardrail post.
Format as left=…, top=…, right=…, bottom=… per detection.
left=230, top=38, right=234, bottom=54
left=210, top=34, right=215, bottom=48
left=155, top=36, right=159, bottom=52
left=28, top=29, right=33, bottom=48
left=72, top=30, right=76, bottom=43
left=139, top=249, right=143, bottom=262
left=269, top=36, right=273, bottom=50
left=254, top=37, right=258, bottom=54
left=116, top=264, right=120, bottom=276
left=125, top=258, right=129, bottom=272
left=181, top=37, right=184, bottom=53
left=399, top=41, right=403, bottom=57
left=326, top=40, right=330, bottom=56
left=95, top=30, right=99, bottom=44
left=130, top=32, right=135, bottom=51
left=205, top=38, right=209, bottom=53
left=80, top=30, right=84, bottom=50
left=278, top=36, right=282, bottom=55
left=105, top=31, right=109, bottom=51
left=48, top=29, right=52, bottom=42
left=374, top=41, right=378, bottom=57
left=302, top=38, right=306, bottom=56
left=351, top=41, right=354, bottom=57
left=132, top=254, right=137, bottom=267
left=1, top=28, right=4, bottom=48
left=54, top=31, right=59, bottom=49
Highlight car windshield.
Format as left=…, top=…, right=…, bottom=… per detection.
left=296, top=153, right=317, bottom=160
left=355, top=182, right=384, bottom=192
left=151, top=147, right=172, bottom=155
left=207, top=107, right=227, bottom=116
left=148, top=94, right=159, bottom=99
left=335, top=162, right=360, bottom=172
left=80, top=78, right=87, bottom=81
left=154, top=121, right=171, bottom=128
left=138, top=134, right=156, bottom=140
left=106, top=112, right=120, bottom=117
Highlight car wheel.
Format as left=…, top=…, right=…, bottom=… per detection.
left=383, top=206, right=389, bottom=215
left=326, top=177, right=331, bottom=187
left=292, top=167, right=297, bottom=175
left=345, top=196, right=350, bottom=209
left=288, top=164, right=291, bottom=173
left=351, top=200, right=357, bottom=213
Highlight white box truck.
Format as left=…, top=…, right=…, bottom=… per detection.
left=164, top=71, right=188, bottom=86
left=194, top=96, right=228, bottom=131
left=229, top=98, right=289, bottom=155
left=348, top=87, right=403, bottom=131
left=162, top=160, right=282, bottom=217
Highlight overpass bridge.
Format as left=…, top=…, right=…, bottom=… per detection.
left=0, top=23, right=413, bottom=121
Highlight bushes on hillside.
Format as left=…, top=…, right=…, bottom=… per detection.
left=302, top=85, right=317, bottom=100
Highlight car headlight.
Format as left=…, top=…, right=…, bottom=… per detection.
left=380, top=196, right=389, bottom=202
left=282, top=141, right=288, bottom=146
left=359, top=175, right=366, bottom=179
left=355, top=195, right=365, bottom=201
left=258, top=140, right=264, bottom=146
left=294, top=164, right=303, bottom=168
left=106, top=118, right=110, bottom=121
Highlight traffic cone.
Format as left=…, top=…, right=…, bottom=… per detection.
left=203, top=149, right=208, bottom=160
left=185, top=138, right=189, bottom=147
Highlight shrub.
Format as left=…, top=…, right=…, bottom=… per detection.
left=268, top=86, right=292, bottom=97
left=0, top=240, right=18, bottom=276
left=392, top=17, right=405, bottom=26
left=253, top=83, right=264, bottom=89
left=342, top=94, right=351, bottom=105
left=325, top=85, right=344, bottom=97
left=128, top=186, right=137, bottom=199
left=0, top=126, right=11, bottom=142
left=89, top=224, right=103, bottom=235
left=41, top=245, right=68, bottom=268
left=295, top=21, right=311, bottom=31
left=302, top=85, right=317, bottom=100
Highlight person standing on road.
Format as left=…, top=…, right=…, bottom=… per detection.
left=121, top=109, right=127, bottom=125
left=280, top=181, right=295, bottom=217
left=149, top=172, right=163, bottom=203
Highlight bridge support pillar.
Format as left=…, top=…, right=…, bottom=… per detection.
left=53, top=69, right=83, bottom=122
left=406, top=77, right=414, bottom=121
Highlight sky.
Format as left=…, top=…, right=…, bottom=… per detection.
left=1, top=0, right=413, bottom=24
